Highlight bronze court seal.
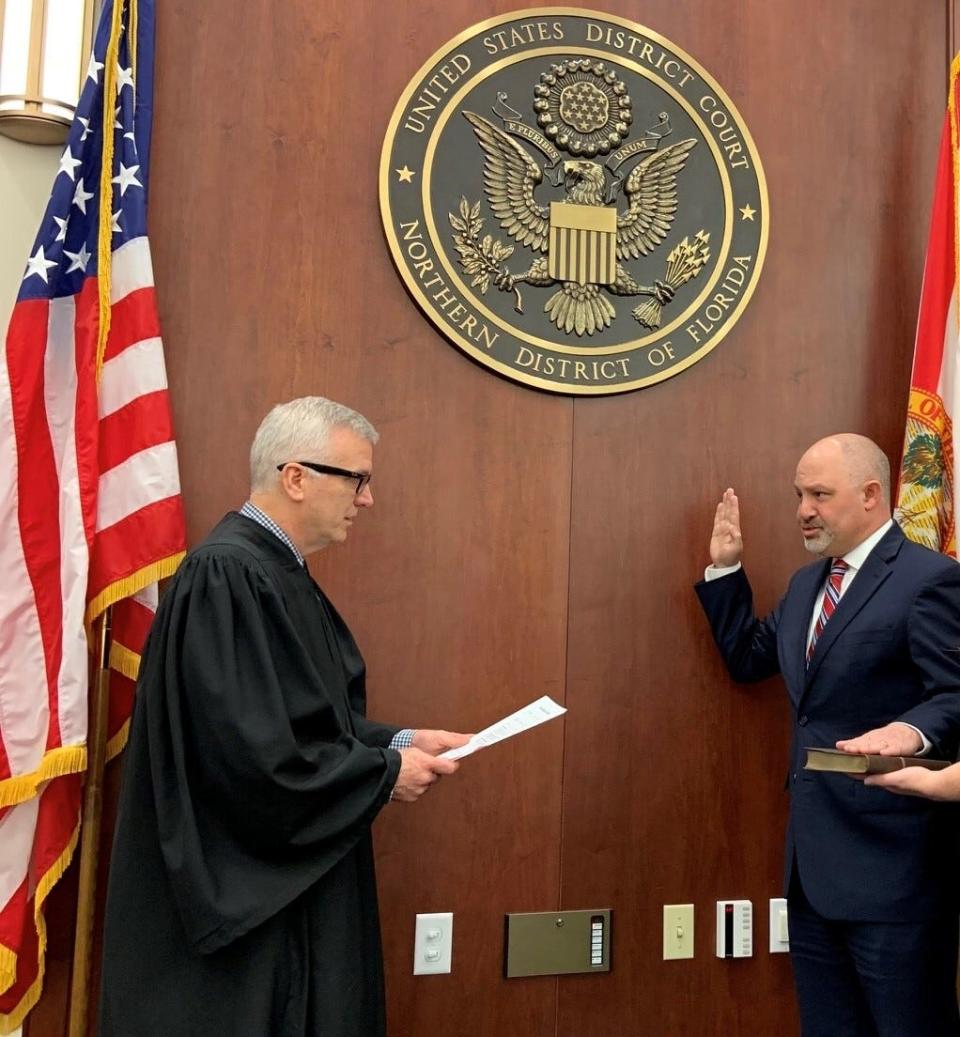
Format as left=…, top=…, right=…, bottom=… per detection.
left=380, top=9, right=768, bottom=395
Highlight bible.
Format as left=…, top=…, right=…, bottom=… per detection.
left=804, top=747, right=951, bottom=775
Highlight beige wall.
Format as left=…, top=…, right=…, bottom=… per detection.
left=0, top=136, right=60, bottom=327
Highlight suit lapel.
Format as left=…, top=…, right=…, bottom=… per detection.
left=803, top=524, right=904, bottom=687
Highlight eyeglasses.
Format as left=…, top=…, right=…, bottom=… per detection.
left=277, top=461, right=372, bottom=496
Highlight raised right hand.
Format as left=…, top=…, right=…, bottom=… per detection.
left=392, top=747, right=459, bottom=803
left=710, top=487, right=743, bottom=568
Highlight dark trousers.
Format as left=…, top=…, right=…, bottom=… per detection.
left=788, top=872, right=960, bottom=1037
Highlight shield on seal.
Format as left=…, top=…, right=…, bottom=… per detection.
left=548, top=201, right=618, bottom=286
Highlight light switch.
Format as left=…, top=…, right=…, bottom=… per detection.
left=413, top=912, right=453, bottom=975
left=662, top=904, right=694, bottom=960
left=769, top=898, right=789, bottom=953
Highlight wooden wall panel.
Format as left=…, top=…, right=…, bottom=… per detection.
left=23, top=1, right=953, bottom=1035
left=560, top=0, right=946, bottom=1034
left=147, top=1, right=574, bottom=1033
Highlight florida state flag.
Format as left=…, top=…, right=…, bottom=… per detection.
left=896, top=55, right=960, bottom=558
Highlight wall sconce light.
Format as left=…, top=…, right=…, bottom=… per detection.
left=0, top=0, right=96, bottom=145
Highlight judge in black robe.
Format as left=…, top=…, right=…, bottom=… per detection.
left=98, top=399, right=466, bottom=1037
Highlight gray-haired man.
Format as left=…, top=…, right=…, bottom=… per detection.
left=99, top=396, right=468, bottom=1037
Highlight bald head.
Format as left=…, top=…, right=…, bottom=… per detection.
left=794, top=434, right=891, bottom=556
left=811, top=434, right=891, bottom=503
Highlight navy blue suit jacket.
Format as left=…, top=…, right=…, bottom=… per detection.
left=696, top=523, right=960, bottom=922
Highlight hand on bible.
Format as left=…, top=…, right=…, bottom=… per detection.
left=392, top=748, right=460, bottom=802
left=710, top=488, right=743, bottom=568
left=411, top=729, right=473, bottom=756
left=864, top=761, right=960, bottom=801
left=835, top=721, right=923, bottom=756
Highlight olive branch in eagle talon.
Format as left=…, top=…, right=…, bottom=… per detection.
left=633, top=230, right=711, bottom=329
left=449, top=197, right=524, bottom=313
left=452, top=109, right=704, bottom=337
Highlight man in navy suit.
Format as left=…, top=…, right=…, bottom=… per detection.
left=696, top=433, right=960, bottom=1037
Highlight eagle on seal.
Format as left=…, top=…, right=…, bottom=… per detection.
left=462, top=110, right=697, bottom=336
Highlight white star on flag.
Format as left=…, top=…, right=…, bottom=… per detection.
left=72, top=178, right=94, bottom=214
left=53, top=216, right=68, bottom=242
left=57, top=146, right=83, bottom=181
left=116, top=64, right=135, bottom=92
left=86, top=53, right=104, bottom=83
left=63, top=242, right=92, bottom=274
left=111, top=209, right=122, bottom=234
left=78, top=116, right=91, bottom=141
left=112, top=162, right=141, bottom=196
left=114, top=105, right=123, bottom=129
left=23, top=246, right=58, bottom=283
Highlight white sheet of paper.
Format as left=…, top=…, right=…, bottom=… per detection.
left=440, top=695, right=566, bottom=760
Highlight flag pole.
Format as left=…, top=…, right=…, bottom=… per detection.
left=68, top=7, right=123, bottom=1027
left=950, top=0, right=956, bottom=83
left=67, top=605, right=113, bottom=1037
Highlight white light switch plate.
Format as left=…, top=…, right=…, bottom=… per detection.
left=413, top=912, right=453, bottom=975
left=769, top=898, right=789, bottom=953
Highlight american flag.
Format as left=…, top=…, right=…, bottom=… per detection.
left=0, top=0, right=185, bottom=1028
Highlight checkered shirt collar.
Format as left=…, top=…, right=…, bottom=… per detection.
left=239, top=501, right=305, bottom=567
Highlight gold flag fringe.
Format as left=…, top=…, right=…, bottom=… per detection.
left=0, top=944, right=14, bottom=1001
left=108, top=641, right=141, bottom=682
left=105, top=720, right=132, bottom=765
left=0, top=818, right=80, bottom=1034
left=94, top=0, right=122, bottom=382
left=0, top=747, right=87, bottom=810
left=85, top=551, right=185, bottom=632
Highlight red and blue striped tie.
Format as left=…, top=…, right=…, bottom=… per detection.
left=807, top=559, right=848, bottom=664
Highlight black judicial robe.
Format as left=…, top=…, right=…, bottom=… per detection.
left=98, top=513, right=402, bottom=1037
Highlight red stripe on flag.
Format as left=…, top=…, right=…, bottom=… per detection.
left=88, top=495, right=186, bottom=600
left=99, top=390, right=174, bottom=473
left=912, top=118, right=955, bottom=392
left=111, top=596, right=155, bottom=651
left=0, top=775, right=80, bottom=1026
left=0, top=877, right=29, bottom=981
left=103, top=285, right=160, bottom=362
left=5, top=297, right=65, bottom=753
left=0, top=913, right=37, bottom=1024
left=33, top=770, right=81, bottom=879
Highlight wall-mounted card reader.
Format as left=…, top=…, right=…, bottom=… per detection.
left=716, top=900, right=752, bottom=958
left=504, top=909, right=611, bottom=977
